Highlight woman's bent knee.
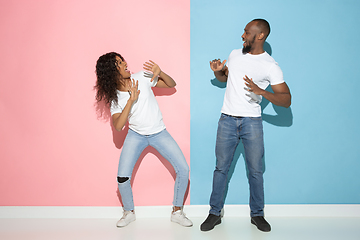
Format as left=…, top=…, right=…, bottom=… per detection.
left=117, top=176, right=130, bottom=184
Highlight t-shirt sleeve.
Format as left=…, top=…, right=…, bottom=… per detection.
left=150, top=77, right=159, bottom=87
left=150, top=75, right=158, bottom=87
left=110, top=100, right=123, bottom=116
left=225, top=50, right=235, bottom=67
left=141, top=71, right=158, bottom=87
left=268, top=63, right=284, bottom=85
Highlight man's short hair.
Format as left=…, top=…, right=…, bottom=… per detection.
left=252, top=19, right=271, bottom=39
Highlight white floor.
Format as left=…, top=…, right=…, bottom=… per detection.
left=1, top=217, right=360, bottom=240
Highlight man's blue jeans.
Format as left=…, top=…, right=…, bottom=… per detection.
left=117, top=129, right=189, bottom=211
left=209, top=113, right=265, bottom=217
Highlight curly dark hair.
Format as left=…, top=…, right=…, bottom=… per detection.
left=94, top=52, right=125, bottom=106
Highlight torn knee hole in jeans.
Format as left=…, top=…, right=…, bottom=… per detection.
left=117, top=177, right=129, bottom=183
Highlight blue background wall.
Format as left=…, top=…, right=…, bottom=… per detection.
left=190, top=0, right=360, bottom=205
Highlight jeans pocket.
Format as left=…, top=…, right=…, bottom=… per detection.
left=219, top=113, right=229, bottom=121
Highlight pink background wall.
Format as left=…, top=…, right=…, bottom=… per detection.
left=0, top=0, right=190, bottom=206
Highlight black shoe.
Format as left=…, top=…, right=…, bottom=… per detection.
left=200, top=214, right=221, bottom=231
left=251, top=216, right=271, bottom=232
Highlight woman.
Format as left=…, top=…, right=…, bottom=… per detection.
left=95, top=52, right=192, bottom=227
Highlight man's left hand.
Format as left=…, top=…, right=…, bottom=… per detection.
left=244, top=75, right=263, bottom=95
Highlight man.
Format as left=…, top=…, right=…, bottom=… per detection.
left=200, top=19, right=291, bottom=232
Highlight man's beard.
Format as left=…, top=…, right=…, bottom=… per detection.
left=242, top=45, right=251, bottom=54
left=242, top=35, right=256, bottom=54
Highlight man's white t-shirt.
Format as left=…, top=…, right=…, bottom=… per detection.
left=110, top=71, right=165, bottom=135
left=221, top=49, right=284, bottom=117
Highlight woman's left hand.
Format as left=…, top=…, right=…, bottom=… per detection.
left=143, top=60, right=161, bottom=82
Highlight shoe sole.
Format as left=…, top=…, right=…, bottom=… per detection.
left=116, top=218, right=136, bottom=228
left=171, top=218, right=193, bottom=227
left=171, top=219, right=193, bottom=227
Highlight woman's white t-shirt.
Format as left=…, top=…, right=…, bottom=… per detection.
left=110, top=71, right=166, bottom=135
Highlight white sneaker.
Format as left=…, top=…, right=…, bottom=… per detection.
left=116, top=210, right=136, bottom=227
left=171, top=209, right=193, bottom=227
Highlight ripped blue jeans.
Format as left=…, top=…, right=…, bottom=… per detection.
left=117, top=129, right=189, bottom=211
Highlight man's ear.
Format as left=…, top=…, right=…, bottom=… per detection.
left=258, top=32, right=265, bottom=40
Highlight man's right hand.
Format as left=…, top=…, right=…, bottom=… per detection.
left=210, top=59, right=227, bottom=72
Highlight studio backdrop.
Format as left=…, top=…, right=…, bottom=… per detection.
left=1, top=0, right=359, bottom=207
